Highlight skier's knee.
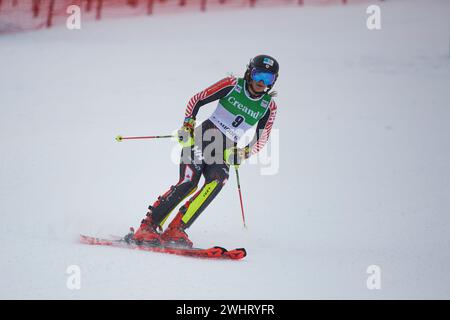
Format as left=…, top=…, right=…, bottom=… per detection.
left=206, top=167, right=229, bottom=185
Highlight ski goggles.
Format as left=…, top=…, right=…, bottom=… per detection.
left=250, top=68, right=276, bottom=86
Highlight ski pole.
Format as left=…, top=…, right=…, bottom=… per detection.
left=234, top=165, right=247, bottom=229
left=115, top=134, right=175, bottom=142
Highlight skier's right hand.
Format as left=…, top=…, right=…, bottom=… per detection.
left=177, top=117, right=195, bottom=147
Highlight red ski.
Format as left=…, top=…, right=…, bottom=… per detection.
left=79, top=235, right=246, bottom=260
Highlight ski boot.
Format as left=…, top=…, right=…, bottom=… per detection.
left=161, top=212, right=193, bottom=248
left=132, top=206, right=162, bottom=246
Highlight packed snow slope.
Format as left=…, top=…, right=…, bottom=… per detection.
left=1, top=0, right=450, bottom=299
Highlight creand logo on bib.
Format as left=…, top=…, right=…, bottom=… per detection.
left=227, top=96, right=260, bottom=120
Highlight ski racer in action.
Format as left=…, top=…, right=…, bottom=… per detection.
left=131, top=55, right=279, bottom=248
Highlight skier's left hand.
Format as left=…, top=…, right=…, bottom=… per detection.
left=224, top=146, right=249, bottom=167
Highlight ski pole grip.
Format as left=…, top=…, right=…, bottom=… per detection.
left=115, top=135, right=123, bottom=142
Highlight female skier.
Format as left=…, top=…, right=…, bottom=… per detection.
left=131, top=55, right=279, bottom=247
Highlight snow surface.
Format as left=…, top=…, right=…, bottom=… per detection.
left=1, top=0, right=450, bottom=299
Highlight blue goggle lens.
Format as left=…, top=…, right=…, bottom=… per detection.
left=251, top=69, right=276, bottom=86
